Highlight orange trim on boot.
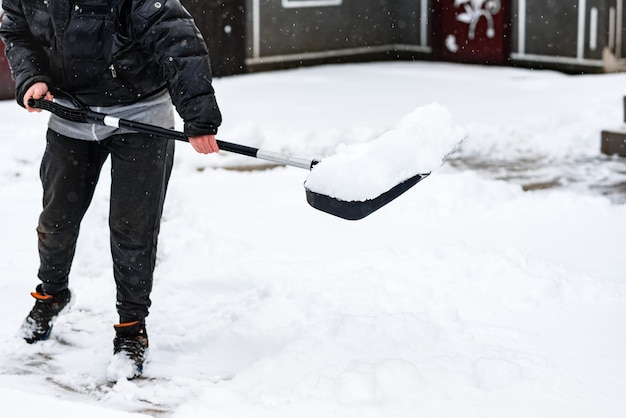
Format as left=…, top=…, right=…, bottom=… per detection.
left=31, top=291, right=53, bottom=301
left=114, top=321, right=140, bottom=329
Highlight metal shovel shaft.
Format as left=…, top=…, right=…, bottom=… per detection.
left=28, top=98, right=318, bottom=170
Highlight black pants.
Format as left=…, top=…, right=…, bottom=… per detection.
left=37, top=129, right=174, bottom=324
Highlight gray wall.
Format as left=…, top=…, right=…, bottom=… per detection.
left=391, top=0, right=428, bottom=45
left=511, top=0, right=626, bottom=69
left=245, top=0, right=429, bottom=68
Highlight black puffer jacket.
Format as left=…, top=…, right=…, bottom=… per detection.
left=0, top=0, right=221, bottom=136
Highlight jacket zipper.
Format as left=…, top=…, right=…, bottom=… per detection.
left=109, top=64, right=117, bottom=78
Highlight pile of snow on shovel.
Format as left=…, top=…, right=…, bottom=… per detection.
left=304, top=103, right=467, bottom=202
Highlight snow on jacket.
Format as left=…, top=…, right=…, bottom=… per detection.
left=0, top=0, right=222, bottom=136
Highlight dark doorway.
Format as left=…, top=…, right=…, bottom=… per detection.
left=181, top=0, right=246, bottom=77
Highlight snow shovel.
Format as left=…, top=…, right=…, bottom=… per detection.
left=28, top=96, right=432, bottom=220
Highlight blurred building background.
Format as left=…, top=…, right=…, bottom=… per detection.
left=181, top=0, right=626, bottom=76
left=1, top=0, right=625, bottom=99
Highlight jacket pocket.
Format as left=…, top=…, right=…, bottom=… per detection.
left=61, top=2, right=116, bottom=89
left=108, top=33, right=160, bottom=99
left=64, top=2, right=115, bottom=61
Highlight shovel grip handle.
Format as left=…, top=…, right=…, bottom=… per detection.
left=28, top=97, right=90, bottom=123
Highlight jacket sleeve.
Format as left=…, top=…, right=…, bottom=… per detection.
left=129, top=0, right=222, bottom=136
left=0, top=0, right=53, bottom=107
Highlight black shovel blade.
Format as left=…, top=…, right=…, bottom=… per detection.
left=305, top=172, right=430, bottom=220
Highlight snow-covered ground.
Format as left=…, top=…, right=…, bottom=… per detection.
left=0, top=62, right=625, bottom=417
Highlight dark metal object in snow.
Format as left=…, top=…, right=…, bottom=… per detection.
left=600, top=96, right=626, bottom=158
left=601, top=131, right=626, bottom=158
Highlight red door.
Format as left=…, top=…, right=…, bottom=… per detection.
left=432, top=0, right=511, bottom=65
left=1, top=12, right=16, bottom=100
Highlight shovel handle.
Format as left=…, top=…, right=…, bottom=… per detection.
left=28, top=97, right=318, bottom=170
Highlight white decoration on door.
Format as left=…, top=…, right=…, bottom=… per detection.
left=445, top=34, right=459, bottom=53
left=454, top=0, right=501, bottom=40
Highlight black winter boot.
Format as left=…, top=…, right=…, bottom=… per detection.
left=20, top=285, right=72, bottom=344
left=106, top=321, right=149, bottom=381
